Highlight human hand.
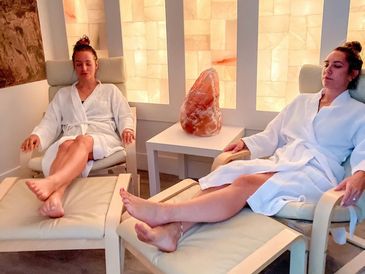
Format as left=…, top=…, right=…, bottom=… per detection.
left=335, top=170, right=365, bottom=206
left=224, top=139, right=246, bottom=153
left=121, top=128, right=135, bottom=145
left=20, top=134, right=40, bottom=152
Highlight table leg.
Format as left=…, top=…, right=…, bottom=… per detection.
left=147, top=146, right=160, bottom=196
left=178, top=154, right=187, bottom=179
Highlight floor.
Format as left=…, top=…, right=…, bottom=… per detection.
left=0, top=171, right=364, bottom=274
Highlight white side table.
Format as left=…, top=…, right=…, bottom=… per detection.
left=146, top=123, right=244, bottom=196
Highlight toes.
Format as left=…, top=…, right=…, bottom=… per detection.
left=37, top=192, right=48, bottom=201
left=39, top=197, right=64, bottom=218
left=26, top=181, right=49, bottom=201
left=48, top=209, right=64, bottom=218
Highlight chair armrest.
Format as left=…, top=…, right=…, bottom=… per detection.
left=211, top=149, right=251, bottom=171
left=125, top=107, right=138, bottom=194
left=125, top=111, right=137, bottom=165
left=308, top=188, right=344, bottom=274
left=19, top=151, right=35, bottom=168
left=149, top=178, right=198, bottom=203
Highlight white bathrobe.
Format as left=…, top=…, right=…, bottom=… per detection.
left=32, top=82, right=134, bottom=177
left=199, top=90, right=365, bottom=215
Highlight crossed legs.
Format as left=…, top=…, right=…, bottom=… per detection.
left=26, top=135, right=94, bottom=218
left=120, top=172, right=274, bottom=251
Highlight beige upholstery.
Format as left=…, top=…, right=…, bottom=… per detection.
left=118, top=180, right=307, bottom=274
left=26, top=56, right=140, bottom=195
left=46, top=57, right=127, bottom=101
left=299, top=63, right=365, bottom=103
left=0, top=174, right=131, bottom=274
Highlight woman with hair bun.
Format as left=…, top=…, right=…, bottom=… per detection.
left=21, top=35, right=135, bottom=218
left=120, top=41, right=365, bottom=252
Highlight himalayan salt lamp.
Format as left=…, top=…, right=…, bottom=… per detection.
left=180, top=68, right=222, bottom=136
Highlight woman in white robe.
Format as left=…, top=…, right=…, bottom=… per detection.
left=20, top=36, right=134, bottom=218
left=119, top=41, right=365, bottom=252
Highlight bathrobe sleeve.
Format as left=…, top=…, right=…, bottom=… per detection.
left=31, top=92, right=62, bottom=151
left=242, top=105, right=288, bottom=159
left=110, top=85, right=134, bottom=134
left=350, top=122, right=365, bottom=174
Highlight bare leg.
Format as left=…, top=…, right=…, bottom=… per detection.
left=26, top=142, right=76, bottom=200
left=121, top=172, right=273, bottom=227
left=26, top=135, right=93, bottom=201
left=121, top=173, right=274, bottom=250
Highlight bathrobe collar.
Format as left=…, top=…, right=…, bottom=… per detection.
left=318, top=89, right=350, bottom=107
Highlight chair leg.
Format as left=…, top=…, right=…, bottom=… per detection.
left=119, top=238, right=126, bottom=274
left=105, top=234, right=121, bottom=274
left=289, top=237, right=307, bottom=274
left=132, top=173, right=140, bottom=196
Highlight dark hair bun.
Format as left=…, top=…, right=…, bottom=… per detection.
left=76, top=35, right=91, bottom=46
left=344, top=41, right=362, bottom=54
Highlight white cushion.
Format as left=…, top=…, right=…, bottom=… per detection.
left=299, top=64, right=365, bottom=103
left=92, top=150, right=127, bottom=170
left=46, top=57, right=126, bottom=86
left=0, top=176, right=118, bottom=240
left=46, top=56, right=127, bottom=101
left=28, top=150, right=127, bottom=172
left=299, top=64, right=323, bottom=94
left=350, top=73, right=365, bottom=103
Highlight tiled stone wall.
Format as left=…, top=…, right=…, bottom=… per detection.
left=63, top=0, right=108, bottom=59
left=347, top=0, right=365, bottom=61
left=62, top=0, right=365, bottom=112
left=121, top=0, right=169, bottom=104
left=184, top=0, right=237, bottom=109
left=257, top=0, right=323, bottom=112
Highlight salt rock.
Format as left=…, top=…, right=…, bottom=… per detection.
left=180, top=68, right=222, bottom=136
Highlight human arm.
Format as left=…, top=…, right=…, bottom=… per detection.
left=22, top=92, right=62, bottom=152
left=336, top=120, right=365, bottom=206
left=20, top=134, right=41, bottom=152
left=31, top=90, right=66, bottom=150
left=335, top=170, right=365, bottom=206
left=110, top=85, right=135, bottom=140
left=240, top=104, right=289, bottom=159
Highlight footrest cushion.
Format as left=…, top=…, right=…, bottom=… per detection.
left=0, top=176, right=118, bottom=240
left=118, top=182, right=293, bottom=274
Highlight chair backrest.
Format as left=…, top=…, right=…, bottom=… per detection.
left=299, top=64, right=365, bottom=103
left=45, top=56, right=127, bottom=102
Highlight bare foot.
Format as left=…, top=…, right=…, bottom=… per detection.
left=120, top=188, right=170, bottom=227
left=26, top=178, right=58, bottom=201
left=135, top=222, right=181, bottom=252
left=39, top=191, right=65, bottom=218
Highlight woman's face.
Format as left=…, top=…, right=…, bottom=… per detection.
left=73, top=50, right=98, bottom=82
left=322, top=50, right=353, bottom=91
